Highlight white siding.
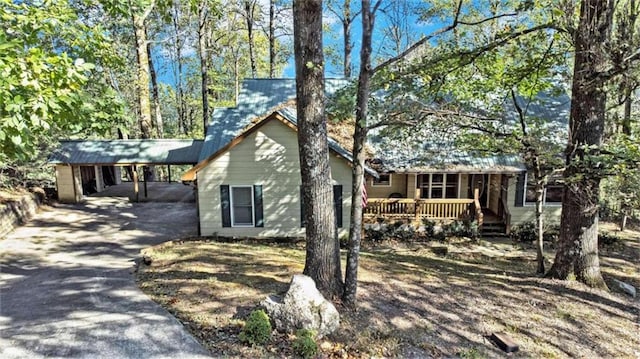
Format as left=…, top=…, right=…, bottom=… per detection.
left=56, top=165, right=82, bottom=203
left=366, top=173, right=407, bottom=198
left=507, top=175, right=562, bottom=226
left=197, top=119, right=352, bottom=238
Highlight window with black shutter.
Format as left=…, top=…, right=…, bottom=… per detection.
left=220, top=185, right=263, bottom=227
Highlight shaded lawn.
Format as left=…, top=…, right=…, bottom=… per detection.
left=136, top=231, right=639, bottom=358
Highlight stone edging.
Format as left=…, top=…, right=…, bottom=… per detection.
left=0, top=191, right=44, bottom=238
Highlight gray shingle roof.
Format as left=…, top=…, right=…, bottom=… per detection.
left=49, top=139, right=203, bottom=165
left=368, top=92, right=571, bottom=173
left=199, top=78, right=349, bottom=161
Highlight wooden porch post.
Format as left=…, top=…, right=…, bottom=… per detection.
left=474, top=188, right=484, bottom=227
left=133, top=165, right=139, bottom=202
left=143, top=166, right=148, bottom=198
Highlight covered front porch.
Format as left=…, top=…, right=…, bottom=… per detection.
left=364, top=172, right=514, bottom=234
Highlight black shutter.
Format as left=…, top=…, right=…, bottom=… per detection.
left=253, top=185, right=263, bottom=227
left=300, top=186, right=305, bottom=228
left=333, top=185, right=343, bottom=228
left=514, top=172, right=525, bottom=207
left=220, top=185, right=231, bottom=227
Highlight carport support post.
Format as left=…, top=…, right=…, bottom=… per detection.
left=133, top=165, right=139, bottom=202
left=143, top=166, right=148, bottom=198
left=167, top=165, right=172, bottom=183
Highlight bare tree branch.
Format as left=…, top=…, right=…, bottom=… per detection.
left=372, top=0, right=463, bottom=73
left=371, top=1, right=556, bottom=74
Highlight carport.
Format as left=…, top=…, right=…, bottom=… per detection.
left=49, top=139, right=203, bottom=203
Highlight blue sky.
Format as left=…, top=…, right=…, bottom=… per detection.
left=155, top=1, right=439, bottom=84
left=282, top=1, right=437, bottom=78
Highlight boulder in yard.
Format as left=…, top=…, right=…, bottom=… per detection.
left=261, top=274, right=339, bottom=337
left=612, top=278, right=637, bottom=298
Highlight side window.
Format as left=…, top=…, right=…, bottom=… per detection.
left=372, top=173, right=391, bottom=186
left=231, top=186, right=254, bottom=226
left=220, top=185, right=263, bottom=227
left=523, top=173, right=563, bottom=205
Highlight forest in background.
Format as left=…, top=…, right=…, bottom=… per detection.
left=1, top=0, right=639, bottom=278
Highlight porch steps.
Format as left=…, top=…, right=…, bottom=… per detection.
left=481, top=222, right=508, bottom=237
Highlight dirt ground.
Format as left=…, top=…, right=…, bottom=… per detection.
left=136, top=228, right=640, bottom=358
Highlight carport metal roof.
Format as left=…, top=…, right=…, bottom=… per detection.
left=49, top=139, right=204, bottom=165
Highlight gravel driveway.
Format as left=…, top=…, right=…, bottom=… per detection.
left=0, top=197, right=211, bottom=358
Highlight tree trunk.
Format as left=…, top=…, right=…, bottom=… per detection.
left=534, top=175, right=545, bottom=275
left=546, top=0, right=610, bottom=289
left=173, top=4, right=187, bottom=135
left=294, top=0, right=343, bottom=299
left=342, top=0, right=352, bottom=78
left=269, top=0, right=276, bottom=78
left=198, top=1, right=211, bottom=135
left=147, top=33, right=163, bottom=138
left=343, top=0, right=375, bottom=307
left=244, top=0, right=257, bottom=78
left=234, top=57, right=240, bottom=104
left=619, top=81, right=632, bottom=230
left=132, top=13, right=153, bottom=139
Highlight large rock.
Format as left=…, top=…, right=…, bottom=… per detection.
left=261, top=274, right=339, bottom=337
left=612, top=278, right=637, bottom=298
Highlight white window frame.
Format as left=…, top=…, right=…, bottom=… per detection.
left=230, top=185, right=255, bottom=227
left=372, top=173, right=392, bottom=187
left=523, top=173, right=563, bottom=207
left=420, top=173, right=461, bottom=199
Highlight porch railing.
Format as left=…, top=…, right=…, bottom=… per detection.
left=364, top=198, right=475, bottom=222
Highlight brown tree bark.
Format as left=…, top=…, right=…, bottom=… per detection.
left=198, top=1, right=211, bottom=135
left=327, top=0, right=355, bottom=78
left=269, top=0, right=276, bottom=78
left=342, top=0, right=353, bottom=78
left=343, top=0, right=377, bottom=307
left=546, top=0, right=610, bottom=289
left=132, top=10, right=154, bottom=139
left=146, top=32, right=163, bottom=138
left=532, top=161, right=546, bottom=275
left=293, top=0, right=343, bottom=299
left=243, top=0, right=258, bottom=78
left=172, top=3, right=187, bottom=135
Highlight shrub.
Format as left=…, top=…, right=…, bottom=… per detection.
left=422, top=219, right=436, bottom=238
left=364, top=220, right=417, bottom=242
left=239, top=309, right=272, bottom=346
left=510, top=221, right=560, bottom=243
left=364, top=226, right=388, bottom=242
left=292, top=329, right=318, bottom=359
left=510, top=221, right=537, bottom=242
left=465, top=220, right=480, bottom=239
left=442, top=219, right=479, bottom=239
left=599, top=231, right=621, bottom=248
